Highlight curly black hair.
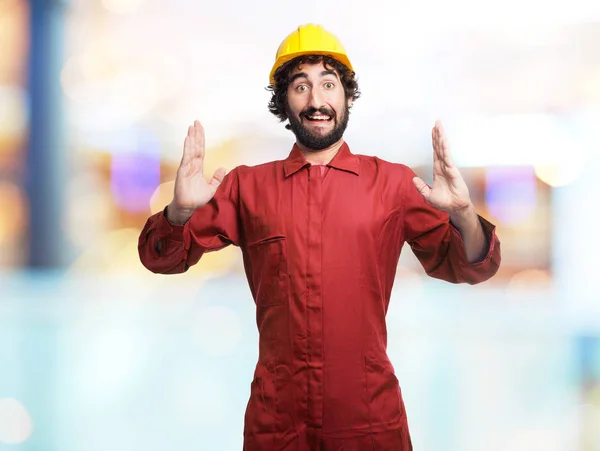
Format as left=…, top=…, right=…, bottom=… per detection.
left=266, top=55, right=361, bottom=127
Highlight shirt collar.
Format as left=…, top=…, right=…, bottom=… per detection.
left=283, top=141, right=360, bottom=178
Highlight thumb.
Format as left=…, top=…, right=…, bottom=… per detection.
left=209, top=167, right=227, bottom=189
left=412, top=176, right=431, bottom=201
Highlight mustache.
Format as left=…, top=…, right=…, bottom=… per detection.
left=301, top=107, right=335, bottom=118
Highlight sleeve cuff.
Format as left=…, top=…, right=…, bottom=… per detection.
left=155, top=205, right=185, bottom=242
left=450, top=214, right=497, bottom=267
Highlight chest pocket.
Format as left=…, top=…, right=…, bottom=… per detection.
left=244, top=215, right=288, bottom=307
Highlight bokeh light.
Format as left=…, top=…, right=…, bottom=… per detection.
left=505, top=269, right=554, bottom=302
left=66, top=171, right=114, bottom=249
left=149, top=180, right=175, bottom=215
left=69, top=228, right=144, bottom=274
left=110, top=130, right=161, bottom=213
left=61, top=53, right=110, bottom=105
left=104, top=228, right=156, bottom=274
left=0, top=181, right=26, bottom=244
left=0, top=398, right=33, bottom=444
left=534, top=160, right=585, bottom=187
left=0, top=0, right=28, bottom=85
left=507, top=269, right=553, bottom=291
left=0, top=85, right=27, bottom=144
left=186, top=246, right=241, bottom=278
left=0, top=180, right=27, bottom=266
left=61, top=40, right=162, bottom=131
left=101, top=0, right=144, bottom=14
left=486, top=166, right=538, bottom=226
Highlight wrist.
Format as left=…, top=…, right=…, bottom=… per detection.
left=165, top=203, right=194, bottom=225
left=449, top=203, right=477, bottom=230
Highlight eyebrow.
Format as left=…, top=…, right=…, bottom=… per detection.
left=289, top=70, right=339, bottom=84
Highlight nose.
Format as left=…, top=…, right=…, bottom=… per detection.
left=308, top=86, right=325, bottom=110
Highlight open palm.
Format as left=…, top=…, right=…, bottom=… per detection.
left=173, top=120, right=226, bottom=211
left=413, top=121, right=471, bottom=213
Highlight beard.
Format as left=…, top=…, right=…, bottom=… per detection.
left=287, top=104, right=349, bottom=151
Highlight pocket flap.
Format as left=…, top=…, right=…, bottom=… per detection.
left=246, top=215, right=286, bottom=246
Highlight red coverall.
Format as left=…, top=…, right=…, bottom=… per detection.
left=138, top=142, right=501, bottom=450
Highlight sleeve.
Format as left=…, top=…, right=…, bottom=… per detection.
left=137, top=167, right=242, bottom=274
left=401, top=165, right=501, bottom=285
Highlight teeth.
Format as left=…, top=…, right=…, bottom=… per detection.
left=308, top=115, right=330, bottom=120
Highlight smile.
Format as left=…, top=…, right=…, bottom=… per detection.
left=304, top=114, right=332, bottom=122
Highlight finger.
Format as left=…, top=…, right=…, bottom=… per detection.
left=436, top=121, right=455, bottom=169
left=436, top=122, right=444, bottom=153
left=209, top=167, right=227, bottom=188
left=432, top=126, right=440, bottom=164
left=412, top=176, right=431, bottom=202
left=433, top=120, right=449, bottom=165
left=181, top=135, right=193, bottom=166
left=440, top=136, right=454, bottom=168
left=435, top=119, right=444, bottom=140
left=194, top=120, right=205, bottom=158
left=194, top=120, right=202, bottom=140
left=432, top=124, right=440, bottom=148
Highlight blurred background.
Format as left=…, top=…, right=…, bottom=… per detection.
left=1, top=0, right=600, bottom=449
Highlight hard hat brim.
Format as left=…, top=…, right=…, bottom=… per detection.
left=269, top=51, right=354, bottom=84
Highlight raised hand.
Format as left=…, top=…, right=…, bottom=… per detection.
left=167, top=120, right=226, bottom=224
left=412, top=120, right=471, bottom=213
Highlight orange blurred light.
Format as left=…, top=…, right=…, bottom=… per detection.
left=0, top=181, right=26, bottom=244
left=149, top=180, right=174, bottom=215
left=507, top=269, right=553, bottom=292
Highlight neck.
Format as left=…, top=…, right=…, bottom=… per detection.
left=297, top=139, right=345, bottom=165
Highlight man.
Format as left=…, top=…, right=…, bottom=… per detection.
left=138, top=24, right=501, bottom=451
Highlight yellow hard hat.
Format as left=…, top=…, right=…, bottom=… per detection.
left=269, top=24, right=353, bottom=84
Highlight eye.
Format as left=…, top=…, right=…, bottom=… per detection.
left=296, top=84, right=309, bottom=92
left=324, top=82, right=335, bottom=89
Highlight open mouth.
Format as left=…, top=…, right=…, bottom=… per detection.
left=303, top=114, right=333, bottom=123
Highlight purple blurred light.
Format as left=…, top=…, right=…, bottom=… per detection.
left=485, top=166, right=537, bottom=226
left=110, top=131, right=160, bottom=213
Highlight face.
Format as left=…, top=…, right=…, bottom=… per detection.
left=285, top=62, right=350, bottom=151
